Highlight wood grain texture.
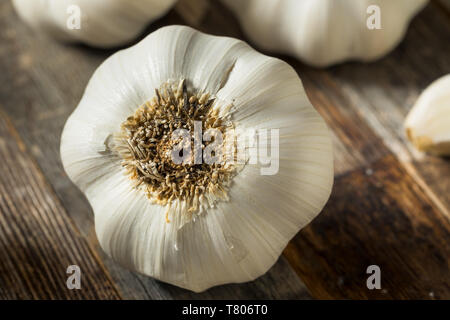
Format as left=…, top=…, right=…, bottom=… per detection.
left=284, top=155, right=450, bottom=299
left=298, top=69, right=390, bottom=175
left=436, top=0, right=450, bottom=12
left=0, top=1, right=311, bottom=299
left=0, top=112, right=120, bottom=299
left=280, top=2, right=450, bottom=298
left=0, top=0, right=449, bottom=300
left=302, top=2, right=450, bottom=208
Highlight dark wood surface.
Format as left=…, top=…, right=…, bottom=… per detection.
left=0, top=0, right=449, bottom=299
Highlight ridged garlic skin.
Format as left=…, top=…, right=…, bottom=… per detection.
left=222, top=0, right=428, bottom=67
left=60, top=25, right=334, bottom=292
left=405, top=74, right=450, bottom=156
left=12, top=0, right=177, bottom=48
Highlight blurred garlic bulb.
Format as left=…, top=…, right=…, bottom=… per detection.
left=221, top=0, right=428, bottom=67
left=405, top=74, right=450, bottom=156
left=60, top=25, right=334, bottom=292
left=12, top=0, right=177, bottom=48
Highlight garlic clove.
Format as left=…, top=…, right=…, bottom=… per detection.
left=404, top=74, right=450, bottom=156
left=61, top=25, right=334, bottom=292
left=12, top=0, right=178, bottom=48
left=221, top=0, right=428, bottom=67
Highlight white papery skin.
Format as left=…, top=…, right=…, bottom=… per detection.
left=60, top=25, right=334, bottom=292
left=405, top=74, right=450, bottom=156
left=221, top=0, right=428, bottom=67
left=12, top=0, right=177, bottom=48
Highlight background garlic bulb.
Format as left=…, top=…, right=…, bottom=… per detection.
left=221, top=0, right=428, bottom=67
left=60, top=25, right=334, bottom=292
left=12, top=0, right=177, bottom=48
left=405, top=74, right=450, bottom=156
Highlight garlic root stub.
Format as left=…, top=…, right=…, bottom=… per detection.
left=12, top=0, right=177, bottom=48
left=221, top=0, right=428, bottom=67
left=60, top=25, right=334, bottom=292
left=405, top=74, right=450, bottom=157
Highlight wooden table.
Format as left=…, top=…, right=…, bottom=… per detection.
left=0, top=0, right=449, bottom=299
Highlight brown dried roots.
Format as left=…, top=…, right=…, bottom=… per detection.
left=113, top=79, right=236, bottom=222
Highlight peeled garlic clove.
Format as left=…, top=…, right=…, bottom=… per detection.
left=60, top=25, right=334, bottom=292
left=12, top=0, right=177, bottom=48
left=221, top=0, right=428, bottom=67
left=405, top=74, right=450, bottom=156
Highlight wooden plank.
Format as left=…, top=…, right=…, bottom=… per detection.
left=298, top=69, right=390, bottom=175
left=2, top=0, right=449, bottom=300
left=174, top=0, right=210, bottom=27
left=308, top=2, right=450, bottom=210
left=0, top=1, right=311, bottom=299
left=274, top=3, right=450, bottom=298
left=127, top=256, right=311, bottom=300
left=284, top=154, right=450, bottom=299
left=0, top=112, right=121, bottom=299
left=436, top=0, right=450, bottom=13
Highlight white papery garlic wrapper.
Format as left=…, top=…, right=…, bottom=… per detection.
left=60, top=25, right=334, bottom=292
left=221, top=0, right=428, bottom=67
left=12, top=0, right=177, bottom=48
left=405, top=74, right=450, bottom=156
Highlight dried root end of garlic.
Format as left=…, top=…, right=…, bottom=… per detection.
left=406, top=129, right=450, bottom=156
left=60, top=25, right=334, bottom=292
left=405, top=74, right=450, bottom=157
left=113, top=79, right=236, bottom=223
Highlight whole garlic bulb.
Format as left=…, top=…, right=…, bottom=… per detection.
left=405, top=74, right=450, bottom=156
left=12, top=0, right=177, bottom=48
left=60, top=25, right=334, bottom=292
left=221, top=0, right=428, bottom=67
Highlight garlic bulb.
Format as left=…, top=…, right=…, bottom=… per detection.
left=60, top=25, right=334, bottom=292
left=221, top=0, right=428, bottom=67
left=405, top=74, right=450, bottom=156
left=12, top=0, right=177, bottom=48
